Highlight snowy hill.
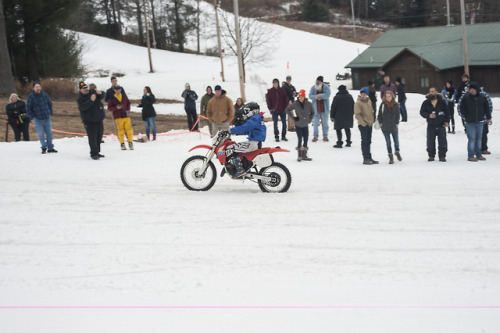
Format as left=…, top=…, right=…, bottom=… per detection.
left=1, top=10, right=500, bottom=333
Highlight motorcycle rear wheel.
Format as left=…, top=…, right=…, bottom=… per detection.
left=180, top=155, right=217, bottom=191
left=258, top=162, right=292, bottom=193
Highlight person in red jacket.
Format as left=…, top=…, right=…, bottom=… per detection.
left=107, top=86, right=134, bottom=150
left=266, top=78, right=289, bottom=142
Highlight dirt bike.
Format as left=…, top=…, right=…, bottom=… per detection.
left=180, top=131, right=292, bottom=193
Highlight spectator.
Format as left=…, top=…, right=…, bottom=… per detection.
left=330, top=85, right=354, bottom=148
left=26, top=82, right=57, bottom=154
left=479, top=87, right=493, bottom=155
left=285, top=89, right=314, bottom=161
left=107, top=85, right=134, bottom=150
left=442, top=80, right=456, bottom=134
left=77, top=81, right=106, bottom=160
left=368, top=80, right=377, bottom=119
left=200, top=86, right=215, bottom=134
left=419, top=87, right=449, bottom=162
left=266, top=78, right=289, bottom=142
left=283, top=75, right=298, bottom=132
left=182, top=83, right=199, bottom=131
left=105, top=76, right=126, bottom=103
left=234, top=97, right=244, bottom=111
left=354, top=87, right=378, bottom=165
left=6, top=93, right=30, bottom=142
left=455, top=73, right=470, bottom=131
left=459, top=82, right=492, bottom=162
left=377, top=90, right=401, bottom=164
left=379, top=75, right=396, bottom=99
left=206, top=85, right=235, bottom=134
left=139, top=86, right=157, bottom=140
left=395, top=77, right=407, bottom=122
left=309, top=76, right=331, bottom=142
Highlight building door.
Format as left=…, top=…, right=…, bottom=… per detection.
left=353, top=72, right=360, bottom=90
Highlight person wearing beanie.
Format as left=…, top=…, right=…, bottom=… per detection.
left=181, top=83, right=199, bottom=131
left=283, top=75, right=298, bottom=132
left=206, top=85, right=234, bottom=135
left=459, top=82, right=492, bottom=161
left=26, top=81, right=57, bottom=154
left=395, top=77, right=407, bottom=122
left=200, top=86, right=215, bottom=135
left=266, top=78, right=290, bottom=142
left=419, top=87, right=450, bottom=162
left=285, top=89, right=314, bottom=161
left=330, top=85, right=354, bottom=148
left=77, top=81, right=106, bottom=159
left=368, top=81, right=377, bottom=119
left=309, top=75, right=331, bottom=142
left=354, top=87, right=378, bottom=165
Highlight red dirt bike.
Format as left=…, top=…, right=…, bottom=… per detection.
left=180, top=131, right=292, bottom=193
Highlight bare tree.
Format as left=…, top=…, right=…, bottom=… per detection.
left=0, top=0, right=15, bottom=95
left=220, top=12, right=275, bottom=83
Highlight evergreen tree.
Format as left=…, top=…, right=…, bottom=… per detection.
left=302, top=0, right=329, bottom=22
left=0, top=0, right=15, bottom=95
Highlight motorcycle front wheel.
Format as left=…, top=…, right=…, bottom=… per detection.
left=180, top=155, right=217, bottom=191
left=258, top=162, right=292, bottom=193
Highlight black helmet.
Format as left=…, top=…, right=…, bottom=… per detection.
left=232, top=102, right=260, bottom=126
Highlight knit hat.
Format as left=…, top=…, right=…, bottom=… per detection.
left=338, top=85, right=346, bottom=91
left=185, top=83, right=190, bottom=87
left=468, top=81, right=480, bottom=91
left=214, top=85, right=222, bottom=91
left=368, top=80, right=374, bottom=86
left=395, top=77, right=402, bottom=83
left=79, top=81, right=88, bottom=89
left=286, top=75, right=292, bottom=80
left=298, top=89, right=306, bottom=97
left=316, top=76, right=324, bottom=82
left=360, top=87, right=369, bottom=95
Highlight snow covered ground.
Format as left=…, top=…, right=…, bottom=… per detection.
left=2, top=8, right=500, bottom=333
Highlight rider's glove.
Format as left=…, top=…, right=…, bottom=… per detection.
left=220, top=130, right=230, bottom=137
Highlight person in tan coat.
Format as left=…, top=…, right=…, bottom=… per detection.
left=206, top=85, right=235, bottom=135
left=354, top=87, right=378, bottom=165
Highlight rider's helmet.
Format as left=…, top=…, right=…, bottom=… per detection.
left=232, top=102, right=261, bottom=126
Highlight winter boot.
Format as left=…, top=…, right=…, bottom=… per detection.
left=346, top=141, right=352, bottom=147
left=121, top=143, right=126, bottom=150
left=388, top=153, right=394, bottom=164
left=41, top=148, right=47, bottom=154
left=47, top=148, right=58, bottom=153
left=128, top=142, right=134, bottom=150
left=301, top=147, right=312, bottom=161
left=363, top=159, right=373, bottom=165
left=451, top=125, right=455, bottom=134
left=153, top=135, right=156, bottom=141
left=370, top=158, right=379, bottom=164
left=323, top=137, right=329, bottom=142
left=333, top=141, right=343, bottom=148
left=296, top=147, right=303, bottom=162
left=232, top=157, right=246, bottom=178
left=395, top=150, right=402, bottom=161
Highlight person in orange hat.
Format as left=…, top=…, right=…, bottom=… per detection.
left=285, top=89, right=314, bottom=161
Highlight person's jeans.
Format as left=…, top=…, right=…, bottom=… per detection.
left=465, top=122, right=484, bottom=158
left=399, top=100, right=407, bottom=122
left=426, top=126, right=447, bottom=158
left=272, top=113, right=287, bottom=139
left=382, top=130, right=399, bottom=154
left=295, top=126, right=309, bottom=148
left=358, top=125, right=372, bottom=159
left=144, top=117, right=157, bottom=137
left=313, top=111, right=329, bottom=138
left=33, top=117, right=54, bottom=149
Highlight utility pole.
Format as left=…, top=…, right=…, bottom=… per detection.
left=196, top=0, right=200, bottom=54
left=446, top=0, right=451, bottom=26
left=143, top=0, right=154, bottom=72
left=460, top=0, right=469, bottom=76
left=214, top=0, right=225, bottom=82
left=233, top=0, right=246, bottom=101
left=350, top=0, right=356, bottom=38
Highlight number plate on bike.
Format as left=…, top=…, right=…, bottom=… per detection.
left=253, top=153, right=272, bottom=168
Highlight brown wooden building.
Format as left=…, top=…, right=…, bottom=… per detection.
left=346, top=23, right=500, bottom=93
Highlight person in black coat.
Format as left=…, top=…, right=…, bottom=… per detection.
left=6, top=93, right=30, bottom=141
left=395, top=78, right=407, bottom=122
left=77, top=81, right=106, bottom=160
left=139, top=86, right=157, bottom=140
left=330, top=85, right=354, bottom=148
left=419, top=87, right=450, bottom=162
left=368, top=80, right=377, bottom=120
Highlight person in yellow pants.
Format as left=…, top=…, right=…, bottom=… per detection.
left=107, top=85, right=134, bottom=150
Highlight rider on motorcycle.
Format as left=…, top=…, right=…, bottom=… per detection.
left=222, top=102, right=266, bottom=178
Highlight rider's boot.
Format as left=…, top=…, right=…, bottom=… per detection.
left=232, top=156, right=246, bottom=178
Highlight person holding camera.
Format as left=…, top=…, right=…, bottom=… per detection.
left=182, top=83, right=199, bottom=131
left=6, top=93, right=30, bottom=142
left=77, top=81, right=106, bottom=159
left=285, top=89, right=314, bottom=161
left=108, top=85, right=133, bottom=150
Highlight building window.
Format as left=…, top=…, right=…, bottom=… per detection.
left=420, top=77, right=429, bottom=88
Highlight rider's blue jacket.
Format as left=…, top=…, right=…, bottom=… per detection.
left=230, top=113, right=266, bottom=142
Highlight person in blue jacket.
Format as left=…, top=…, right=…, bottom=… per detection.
left=222, top=102, right=266, bottom=178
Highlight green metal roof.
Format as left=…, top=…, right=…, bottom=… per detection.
left=346, top=22, right=500, bottom=70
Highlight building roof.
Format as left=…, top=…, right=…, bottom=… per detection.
left=346, top=22, right=500, bottom=70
